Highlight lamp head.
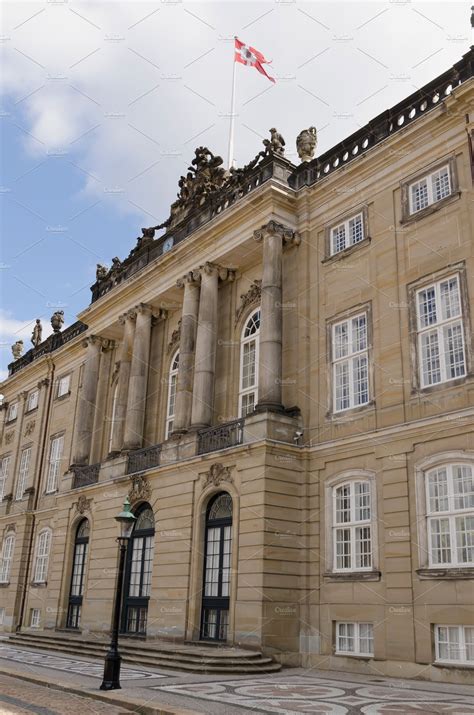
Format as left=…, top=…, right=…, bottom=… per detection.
left=115, top=497, right=136, bottom=539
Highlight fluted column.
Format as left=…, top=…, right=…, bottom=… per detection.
left=109, top=310, right=136, bottom=454
left=190, top=263, right=219, bottom=429
left=73, top=336, right=102, bottom=465
left=90, top=340, right=114, bottom=464
left=254, top=221, right=300, bottom=411
left=123, top=303, right=153, bottom=451
left=172, top=271, right=200, bottom=434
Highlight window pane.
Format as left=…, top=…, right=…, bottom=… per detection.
left=355, top=482, right=371, bottom=521
left=355, top=526, right=372, bottom=569
left=421, top=331, right=441, bottom=385
left=353, top=355, right=369, bottom=406
left=332, top=224, right=346, bottom=253
left=335, top=361, right=350, bottom=411
left=427, top=469, right=449, bottom=513
left=337, top=622, right=355, bottom=652
left=349, top=214, right=363, bottom=245
left=453, top=466, right=474, bottom=510
left=359, top=623, right=374, bottom=655
left=411, top=178, right=429, bottom=212
left=443, top=322, right=465, bottom=379
left=335, top=485, right=351, bottom=524
left=455, top=515, right=474, bottom=565
left=429, top=518, right=451, bottom=564
left=352, top=315, right=367, bottom=352
left=432, top=166, right=451, bottom=202
left=241, top=341, right=256, bottom=389
left=440, top=277, right=461, bottom=320
left=334, top=322, right=349, bottom=359
left=465, top=627, right=474, bottom=662
left=417, top=286, right=437, bottom=328
left=335, top=528, right=351, bottom=570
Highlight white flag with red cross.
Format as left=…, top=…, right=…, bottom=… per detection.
left=234, top=37, right=276, bottom=84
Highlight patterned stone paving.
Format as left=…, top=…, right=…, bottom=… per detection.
left=155, top=675, right=474, bottom=714
left=0, top=644, right=165, bottom=680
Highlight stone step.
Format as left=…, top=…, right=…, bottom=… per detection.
left=7, top=633, right=281, bottom=674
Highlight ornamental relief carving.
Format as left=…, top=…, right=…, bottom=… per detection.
left=128, top=474, right=151, bottom=504
left=24, top=420, right=36, bottom=437
left=235, top=279, right=262, bottom=324
left=4, top=431, right=14, bottom=445
left=167, top=320, right=181, bottom=353
left=75, top=495, right=92, bottom=515
left=202, top=463, right=234, bottom=489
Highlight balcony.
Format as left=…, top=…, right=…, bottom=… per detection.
left=71, top=463, right=100, bottom=489
left=127, top=444, right=162, bottom=475
left=197, top=418, right=245, bottom=455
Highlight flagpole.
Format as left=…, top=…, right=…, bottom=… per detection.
left=227, top=37, right=237, bottom=169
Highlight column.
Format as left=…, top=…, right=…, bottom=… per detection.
left=109, top=310, right=136, bottom=454
left=253, top=220, right=300, bottom=411
left=73, top=336, right=102, bottom=465
left=191, top=263, right=219, bottom=429
left=90, top=340, right=114, bottom=464
left=172, top=271, right=200, bottom=434
left=123, top=303, right=153, bottom=450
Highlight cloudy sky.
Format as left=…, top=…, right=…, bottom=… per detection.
left=0, top=0, right=471, bottom=379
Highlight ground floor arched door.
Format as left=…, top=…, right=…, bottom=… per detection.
left=66, top=518, right=89, bottom=629
left=121, top=503, right=155, bottom=635
left=200, top=492, right=232, bottom=642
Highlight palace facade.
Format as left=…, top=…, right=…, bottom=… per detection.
left=0, top=48, right=473, bottom=683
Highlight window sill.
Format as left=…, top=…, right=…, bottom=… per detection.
left=322, top=236, right=371, bottom=264
left=335, top=652, right=373, bottom=659
left=0, top=582, right=10, bottom=588
left=30, top=581, right=47, bottom=588
left=25, top=407, right=38, bottom=415
left=55, top=392, right=71, bottom=402
left=324, top=570, right=381, bottom=582
left=433, top=661, right=474, bottom=670
left=327, top=400, right=376, bottom=422
left=5, top=418, right=17, bottom=425
left=412, top=373, right=470, bottom=396
left=416, top=567, right=474, bottom=580
left=400, top=190, right=461, bottom=225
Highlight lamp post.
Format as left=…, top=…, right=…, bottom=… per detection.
left=100, top=497, right=136, bottom=691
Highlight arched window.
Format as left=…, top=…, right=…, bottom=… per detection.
left=166, top=351, right=179, bottom=438
left=201, top=492, right=233, bottom=642
left=425, top=463, right=474, bottom=567
left=67, top=519, right=90, bottom=629
left=239, top=309, right=260, bottom=417
left=33, top=529, right=52, bottom=583
left=122, top=504, right=155, bottom=634
left=332, top=480, right=372, bottom=571
left=0, top=534, right=15, bottom=583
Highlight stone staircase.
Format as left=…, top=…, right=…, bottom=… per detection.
left=7, top=631, right=281, bottom=674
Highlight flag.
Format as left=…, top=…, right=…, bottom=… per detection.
left=234, top=37, right=275, bottom=84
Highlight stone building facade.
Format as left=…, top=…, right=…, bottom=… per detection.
left=0, top=48, right=473, bottom=683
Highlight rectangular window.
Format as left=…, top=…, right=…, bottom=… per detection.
left=416, top=275, right=466, bottom=388
left=336, top=622, right=374, bottom=656
left=0, top=607, right=5, bottom=625
left=408, top=164, right=452, bottom=215
left=0, top=534, right=15, bottom=583
left=33, top=531, right=51, bottom=583
left=330, top=212, right=365, bottom=256
left=332, top=313, right=369, bottom=412
left=57, top=375, right=70, bottom=398
left=435, top=625, right=474, bottom=665
left=333, top=481, right=372, bottom=571
left=16, top=447, right=31, bottom=500
left=26, top=390, right=39, bottom=412
left=6, top=403, right=18, bottom=422
left=45, top=435, right=64, bottom=493
left=30, top=609, right=41, bottom=628
left=0, top=456, right=11, bottom=501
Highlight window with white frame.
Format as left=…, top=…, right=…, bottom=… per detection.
left=16, top=447, right=32, bottom=500
left=26, top=389, right=38, bottom=412
left=45, top=435, right=64, bottom=493
left=425, top=464, right=474, bottom=567
left=6, top=402, right=18, bottom=422
left=0, top=456, right=11, bottom=501
left=165, top=351, right=179, bottom=438
left=30, top=609, right=41, bottom=628
left=57, top=374, right=70, bottom=398
left=435, top=625, right=474, bottom=665
left=336, top=622, right=374, bottom=656
left=332, top=312, right=369, bottom=412
left=408, top=164, right=452, bottom=215
left=330, top=212, right=365, bottom=255
left=415, top=274, right=466, bottom=388
left=239, top=309, right=260, bottom=417
left=0, top=607, right=5, bottom=625
left=333, top=480, right=372, bottom=571
left=33, top=529, right=51, bottom=583
left=0, top=534, right=15, bottom=583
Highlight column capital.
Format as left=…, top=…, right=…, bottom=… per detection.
left=176, top=270, right=201, bottom=289
left=134, top=302, right=154, bottom=316
left=118, top=309, right=137, bottom=325
left=37, top=377, right=50, bottom=389
left=151, top=308, right=168, bottom=326
left=81, top=334, right=107, bottom=350
left=195, top=262, right=236, bottom=282
left=253, top=220, right=300, bottom=247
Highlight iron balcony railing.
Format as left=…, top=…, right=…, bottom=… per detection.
left=71, top=463, right=100, bottom=489
left=127, top=444, right=162, bottom=475
left=198, top=418, right=245, bottom=455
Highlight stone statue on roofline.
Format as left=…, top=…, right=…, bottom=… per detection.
left=12, top=340, right=24, bottom=360
left=31, top=319, right=42, bottom=347
left=263, top=128, right=285, bottom=156
left=96, top=264, right=108, bottom=282
left=296, top=126, right=317, bottom=163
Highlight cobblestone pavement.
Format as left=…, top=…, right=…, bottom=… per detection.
left=0, top=643, right=473, bottom=715
left=0, top=673, right=131, bottom=714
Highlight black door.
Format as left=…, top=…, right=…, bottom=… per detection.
left=200, top=493, right=233, bottom=641
left=67, top=519, right=89, bottom=629
left=122, top=504, right=155, bottom=635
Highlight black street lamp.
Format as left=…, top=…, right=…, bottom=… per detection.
left=100, top=497, right=136, bottom=691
